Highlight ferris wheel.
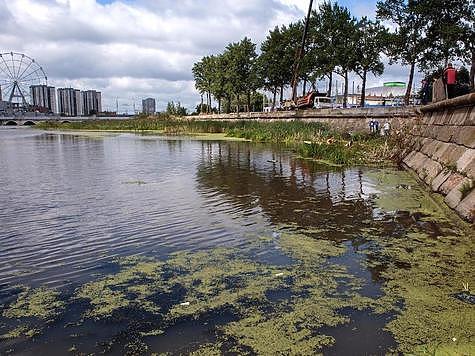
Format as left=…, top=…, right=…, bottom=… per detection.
left=0, top=52, right=48, bottom=108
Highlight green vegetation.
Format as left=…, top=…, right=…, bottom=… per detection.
left=459, top=180, right=474, bottom=200
left=0, top=231, right=367, bottom=354
left=0, top=325, right=40, bottom=340
left=298, top=137, right=391, bottom=166
left=192, top=1, right=474, bottom=112
left=1, top=286, right=65, bottom=340
left=1, top=169, right=473, bottom=354
left=37, top=117, right=393, bottom=166
left=362, top=169, right=475, bottom=354
left=2, top=287, right=64, bottom=320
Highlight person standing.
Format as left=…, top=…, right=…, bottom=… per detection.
left=444, top=63, right=457, bottom=99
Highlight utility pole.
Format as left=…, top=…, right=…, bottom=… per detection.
left=291, top=0, right=314, bottom=102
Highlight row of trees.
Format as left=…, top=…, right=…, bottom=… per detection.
left=193, top=1, right=474, bottom=112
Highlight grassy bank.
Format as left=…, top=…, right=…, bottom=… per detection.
left=37, top=116, right=395, bottom=166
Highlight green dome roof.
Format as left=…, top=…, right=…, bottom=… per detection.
left=383, top=82, right=406, bottom=87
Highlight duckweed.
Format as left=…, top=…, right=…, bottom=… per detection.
left=2, top=287, right=64, bottom=320
left=0, top=325, right=40, bottom=340
left=362, top=170, right=475, bottom=353
left=189, top=343, right=223, bottom=356
left=2, top=178, right=472, bottom=355
left=76, top=260, right=164, bottom=318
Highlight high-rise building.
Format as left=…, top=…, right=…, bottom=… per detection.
left=82, top=90, right=102, bottom=116
left=142, top=98, right=156, bottom=114
left=58, top=88, right=83, bottom=116
left=30, top=85, right=57, bottom=113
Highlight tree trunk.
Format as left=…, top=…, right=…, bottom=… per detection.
left=272, top=87, right=277, bottom=111
left=200, top=95, right=204, bottom=114
left=405, top=61, right=416, bottom=105
left=360, top=70, right=367, bottom=108
left=303, top=78, right=307, bottom=96
left=280, top=85, right=284, bottom=104
left=343, top=70, right=349, bottom=108
left=471, top=50, right=475, bottom=90
left=218, top=98, right=221, bottom=114
left=247, top=92, right=251, bottom=112
left=226, top=96, right=231, bottom=114
left=236, top=94, right=240, bottom=113
left=327, top=72, right=332, bottom=97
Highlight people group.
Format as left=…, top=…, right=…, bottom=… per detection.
left=369, top=120, right=391, bottom=136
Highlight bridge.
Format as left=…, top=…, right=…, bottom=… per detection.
left=0, top=116, right=131, bottom=126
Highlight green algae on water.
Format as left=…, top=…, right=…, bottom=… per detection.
left=2, top=287, right=64, bottom=320
left=68, top=231, right=368, bottom=354
left=0, top=325, right=40, bottom=340
left=0, top=229, right=405, bottom=354
left=368, top=169, right=450, bottom=220
left=278, top=232, right=345, bottom=265
left=1, top=286, right=65, bottom=341
left=189, top=343, right=222, bottom=356
left=165, top=248, right=286, bottom=320
left=360, top=170, right=475, bottom=354
left=373, top=231, right=475, bottom=354
left=76, top=259, right=165, bottom=318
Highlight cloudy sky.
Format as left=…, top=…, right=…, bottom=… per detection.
left=0, top=0, right=419, bottom=113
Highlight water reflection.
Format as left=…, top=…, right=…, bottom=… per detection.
left=196, top=141, right=376, bottom=240
left=0, top=131, right=268, bottom=290
left=1, top=129, right=461, bottom=355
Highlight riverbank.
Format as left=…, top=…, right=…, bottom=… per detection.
left=36, top=117, right=396, bottom=166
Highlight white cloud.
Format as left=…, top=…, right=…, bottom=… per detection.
left=0, top=0, right=411, bottom=112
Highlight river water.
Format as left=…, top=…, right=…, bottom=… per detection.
left=0, top=128, right=472, bottom=355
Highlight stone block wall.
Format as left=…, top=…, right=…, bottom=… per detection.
left=400, top=94, right=475, bottom=222
left=197, top=107, right=416, bottom=133
left=197, top=99, right=474, bottom=222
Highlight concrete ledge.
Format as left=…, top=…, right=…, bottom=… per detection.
left=197, top=107, right=417, bottom=121
left=420, top=93, right=475, bottom=113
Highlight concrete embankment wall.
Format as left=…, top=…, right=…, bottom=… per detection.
left=197, top=107, right=417, bottom=133
left=400, top=94, right=475, bottom=222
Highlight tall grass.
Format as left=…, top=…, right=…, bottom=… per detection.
left=37, top=117, right=332, bottom=141
left=37, top=116, right=392, bottom=166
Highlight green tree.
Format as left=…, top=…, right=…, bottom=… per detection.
left=377, top=0, right=429, bottom=105
left=166, top=101, right=187, bottom=116
left=192, top=56, right=215, bottom=113
left=354, top=17, right=387, bottom=107
left=459, top=2, right=475, bottom=89
left=223, top=37, right=259, bottom=112
left=258, top=26, right=289, bottom=109
left=209, top=54, right=227, bottom=113
left=324, top=2, right=359, bottom=108
left=420, top=0, right=471, bottom=70
left=308, top=7, right=338, bottom=97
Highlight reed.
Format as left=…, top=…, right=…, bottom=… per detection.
left=37, top=116, right=392, bottom=166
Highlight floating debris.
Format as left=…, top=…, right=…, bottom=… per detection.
left=122, top=180, right=147, bottom=185
left=453, top=292, right=475, bottom=305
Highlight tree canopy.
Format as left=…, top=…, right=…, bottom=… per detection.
left=191, top=0, right=473, bottom=113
